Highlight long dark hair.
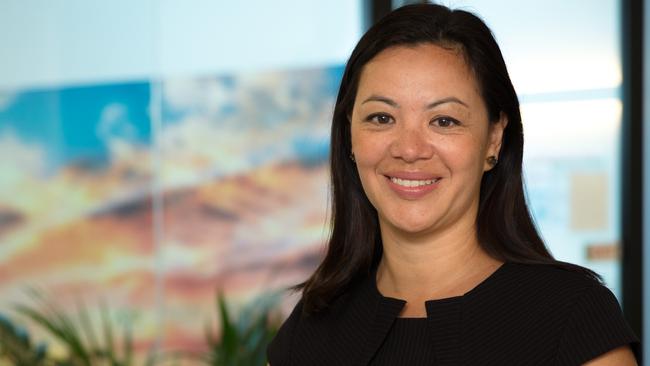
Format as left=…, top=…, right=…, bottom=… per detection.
left=297, top=3, right=600, bottom=314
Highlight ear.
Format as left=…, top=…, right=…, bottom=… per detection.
left=484, top=112, right=508, bottom=171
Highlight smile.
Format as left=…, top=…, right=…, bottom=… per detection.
left=389, top=177, right=441, bottom=187
left=384, top=174, right=442, bottom=199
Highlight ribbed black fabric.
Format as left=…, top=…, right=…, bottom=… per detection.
left=370, top=318, right=432, bottom=365
left=267, top=262, right=641, bottom=365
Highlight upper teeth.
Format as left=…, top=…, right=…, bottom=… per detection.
left=390, top=177, right=439, bottom=187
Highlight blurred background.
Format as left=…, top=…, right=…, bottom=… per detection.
left=0, top=0, right=646, bottom=364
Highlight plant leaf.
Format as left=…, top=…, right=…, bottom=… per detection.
left=75, top=298, right=99, bottom=357
left=99, top=300, right=116, bottom=363
left=216, top=291, right=238, bottom=364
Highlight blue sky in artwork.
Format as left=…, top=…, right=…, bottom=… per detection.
left=0, top=82, right=151, bottom=171
left=325, top=65, right=345, bottom=93
left=0, top=64, right=346, bottom=173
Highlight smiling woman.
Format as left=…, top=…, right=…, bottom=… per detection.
left=267, top=3, right=640, bottom=366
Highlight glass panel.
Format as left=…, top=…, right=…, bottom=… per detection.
left=153, top=0, right=362, bottom=350
left=449, top=0, right=623, bottom=296
left=0, top=0, right=363, bottom=358
left=0, top=1, right=160, bottom=354
left=157, top=67, right=344, bottom=348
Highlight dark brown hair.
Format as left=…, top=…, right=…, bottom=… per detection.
left=297, top=3, right=599, bottom=314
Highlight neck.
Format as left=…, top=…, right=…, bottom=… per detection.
left=376, top=222, right=502, bottom=304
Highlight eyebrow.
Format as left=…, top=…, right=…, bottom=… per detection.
left=361, top=95, right=468, bottom=109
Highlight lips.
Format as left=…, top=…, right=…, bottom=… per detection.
left=383, top=172, right=442, bottom=199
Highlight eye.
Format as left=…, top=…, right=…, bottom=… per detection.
left=431, top=116, right=460, bottom=128
left=365, top=113, right=394, bottom=125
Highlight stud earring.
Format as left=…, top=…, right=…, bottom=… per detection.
left=487, top=156, right=498, bottom=167
left=350, top=153, right=356, bottom=162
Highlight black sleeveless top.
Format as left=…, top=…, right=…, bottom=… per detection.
left=268, top=262, right=641, bottom=365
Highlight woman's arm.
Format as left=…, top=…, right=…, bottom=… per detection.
left=583, top=345, right=637, bottom=366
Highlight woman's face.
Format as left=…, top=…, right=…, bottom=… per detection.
left=350, top=43, right=507, bottom=238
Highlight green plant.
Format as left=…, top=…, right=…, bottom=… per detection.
left=202, top=291, right=282, bottom=366
left=0, top=313, right=49, bottom=365
left=2, top=289, right=284, bottom=366
left=11, top=289, right=158, bottom=366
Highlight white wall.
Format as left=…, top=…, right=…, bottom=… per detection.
left=444, top=0, right=620, bottom=94
left=0, top=0, right=362, bottom=89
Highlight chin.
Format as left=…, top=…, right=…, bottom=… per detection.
left=386, top=217, right=437, bottom=236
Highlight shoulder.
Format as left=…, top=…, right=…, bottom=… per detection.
left=265, top=282, right=363, bottom=365
left=469, top=261, right=606, bottom=314
left=495, top=262, right=628, bottom=329
left=466, top=261, right=610, bottom=330
left=550, top=273, right=640, bottom=364
left=267, top=299, right=303, bottom=365
left=266, top=276, right=387, bottom=365
left=486, top=261, right=616, bottom=307
left=497, top=262, right=640, bottom=364
left=504, top=261, right=601, bottom=291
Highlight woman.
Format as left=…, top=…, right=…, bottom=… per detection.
left=267, top=3, right=640, bottom=365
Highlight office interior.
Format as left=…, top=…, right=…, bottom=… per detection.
left=0, top=0, right=646, bottom=364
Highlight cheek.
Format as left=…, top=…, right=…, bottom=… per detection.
left=350, top=124, right=362, bottom=156
left=354, top=143, right=383, bottom=187
left=351, top=132, right=388, bottom=199
left=437, top=135, right=488, bottom=172
left=351, top=129, right=388, bottom=164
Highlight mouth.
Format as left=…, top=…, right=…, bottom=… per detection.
left=383, top=174, right=441, bottom=199
left=387, top=176, right=442, bottom=188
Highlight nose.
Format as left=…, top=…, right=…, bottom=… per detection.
left=389, top=122, right=435, bottom=162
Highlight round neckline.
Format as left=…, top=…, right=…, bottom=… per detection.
left=372, top=261, right=511, bottom=307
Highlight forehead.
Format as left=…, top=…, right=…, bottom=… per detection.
left=356, top=43, right=481, bottom=102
